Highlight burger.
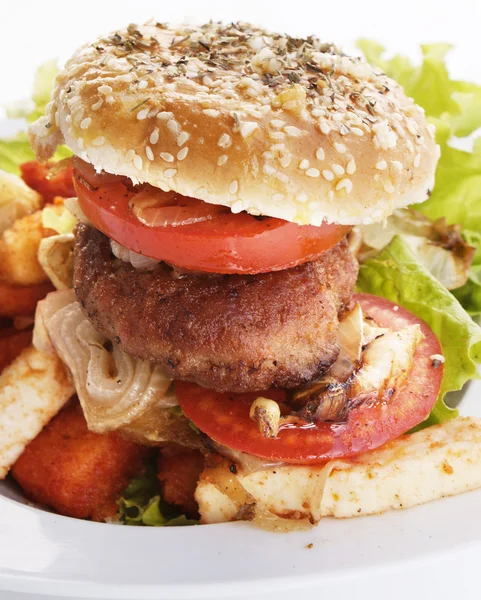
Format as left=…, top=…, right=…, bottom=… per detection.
left=9, top=20, right=479, bottom=527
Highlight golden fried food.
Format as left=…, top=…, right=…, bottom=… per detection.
left=157, top=446, right=205, bottom=518
left=0, top=327, right=32, bottom=372
left=11, top=400, right=152, bottom=521
left=0, top=345, right=74, bottom=478
left=0, top=280, right=53, bottom=317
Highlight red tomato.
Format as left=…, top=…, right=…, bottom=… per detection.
left=21, top=161, right=75, bottom=202
left=177, top=294, right=444, bottom=464
left=73, top=159, right=350, bottom=274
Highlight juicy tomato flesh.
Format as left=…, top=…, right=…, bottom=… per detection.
left=21, top=161, right=76, bottom=203
left=72, top=158, right=350, bottom=274
left=177, top=294, right=444, bottom=464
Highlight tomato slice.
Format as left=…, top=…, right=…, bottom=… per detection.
left=177, top=294, right=444, bottom=464
left=73, top=159, right=349, bottom=274
left=21, top=160, right=75, bottom=202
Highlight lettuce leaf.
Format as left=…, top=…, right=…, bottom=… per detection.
left=357, top=40, right=481, bottom=318
left=357, top=236, right=481, bottom=428
left=116, top=462, right=198, bottom=527
left=1, top=61, right=71, bottom=176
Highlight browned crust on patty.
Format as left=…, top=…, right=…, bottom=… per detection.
left=73, top=225, right=358, bottom=393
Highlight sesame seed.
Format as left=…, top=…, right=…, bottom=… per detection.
left=279, top=153, right=291, bottom=168
left=230, top=200, right=243, bottom=214
left=334, top=142, right=347, bottom=154
left=346, top=159, right=356, bottom=175
left=167, top=120, right=180, bottom=135
left=80, top=117, right=91, bottom=130
left=92, top=136, right=105, bottom=146
left=240, top=121, right=259, bottom=138
left=218, top=133, right=232, bottom=148
left=406, top=140, right=415, bottom=154
left=164, top=168, right=177, bottom=178
left=133, top=155, right=143, bottom=170
left=406, top=120, right=418, bottom=136
left=177, top=132, right=190, bottom=146
left=271, top=144, right=285, bottom=152
left=269, top=131, right=285, bottom=141
left=311, top=109, right=325, bottom=117
left=160, top=152, right=174, bottom=163
left=299, top=159, right=310, bottom=170
left=157, top=111, right=174, bottom=121
left=415, top=135, right=425, bottom=146
left=332, top=164, right=345, bottom=176
left=77, top=138, right=84, bottom=150
left=284, top=126, right=302, bottom=137
left=137, top=108, right=149, bottom=121
left=306, top=168, right=320, bottom=178
left=106, top=96, right=115, bottom=104
left=296, top=192, right=308, bottom=203
left=376, top=160, right=388, bottom=171
left=351, top=127, right=364, bottom=137
left=320, top=121, right=331, bottom=135
left=276, top=172, right=289, bottom=183
left=149, top=130, right=159, bottom=146
left=391, top=160, right=403, bottom=172
left=263, top=164, right=276, bottom=176
left=91, top=99, right=103, bottom=111
left=315, top=148, right=325, bottom=161
left=177, top=147, right=189, bottom=161
left=414, top=153, right=421, bottom=168
left=146, top=146, right=154, bottom=161
left=272, top=193, right=285, bottom=202
left=203, top=109, right=220, bottom=117
left=98, top=85, right=112, bottom=95
left=217, top=155, right=228, bottom=166
left=282, top=100, right=297, bottom=111
left=270, top=119, right=285, bottom=129
left=125, top=149, right=135, bottom=163
left=336, top=178, right=353, bottom=193
left=383, top=180, right=395, bottom=194
left=138, top=80, right=148, bottom=90
left=229, top=180, right=239, bottom=194
left=427, top=123, right=436, bottom=139
left=322, top=169, right=334, bottom=181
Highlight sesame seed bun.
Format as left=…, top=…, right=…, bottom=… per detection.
left=29, top=21, right=439, bottom=226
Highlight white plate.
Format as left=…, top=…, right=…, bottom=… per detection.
left=0, top=382, right=479, bottom=600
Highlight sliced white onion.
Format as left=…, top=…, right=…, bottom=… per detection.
left=34, top=291, right=172, bottom=432
left=37, top=233, right=75, bottom=290
left=110, top=239, right=160, bottom=270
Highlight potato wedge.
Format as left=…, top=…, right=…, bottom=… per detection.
left=0, top=345, right=74, bottom=478
left=0, top=211, right=47, bottom=285
left=197, top=417, right=481, bottom=524
left=0, top=169, right=43, bottom=235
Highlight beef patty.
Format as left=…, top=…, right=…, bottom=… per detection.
left=74, top=224, right=358, bottom=393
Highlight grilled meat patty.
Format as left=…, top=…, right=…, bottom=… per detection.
left=74, top=224, right=358, bottom=393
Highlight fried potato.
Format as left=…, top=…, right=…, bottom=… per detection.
left=0, top=327, right=32, bottom=372
left=0, top=169, right=43, bottom=236
left=0, top=345, right=74, bottom=478
left=196, top=417, right=481, bottom=524
left=157, top=446, right=205, bottom=517
left=0, top=280, right=53, bottom=317
left=0, top=211, right=47, bottom=285
left=11, top=401, right=152, bottom=521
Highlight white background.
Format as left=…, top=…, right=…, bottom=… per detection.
left=0, top=1, right=480, bottom=599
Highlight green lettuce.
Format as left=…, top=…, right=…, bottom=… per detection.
left=357, top=40, right=481, bottom=318
left=357, top=236, right=481, bottom=427
left=1, top=60, right=71, bottom=176
left=116, top=462, right=198, bottom=527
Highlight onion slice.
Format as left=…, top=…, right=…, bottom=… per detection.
left=34, top=291, right=172, bottom=432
